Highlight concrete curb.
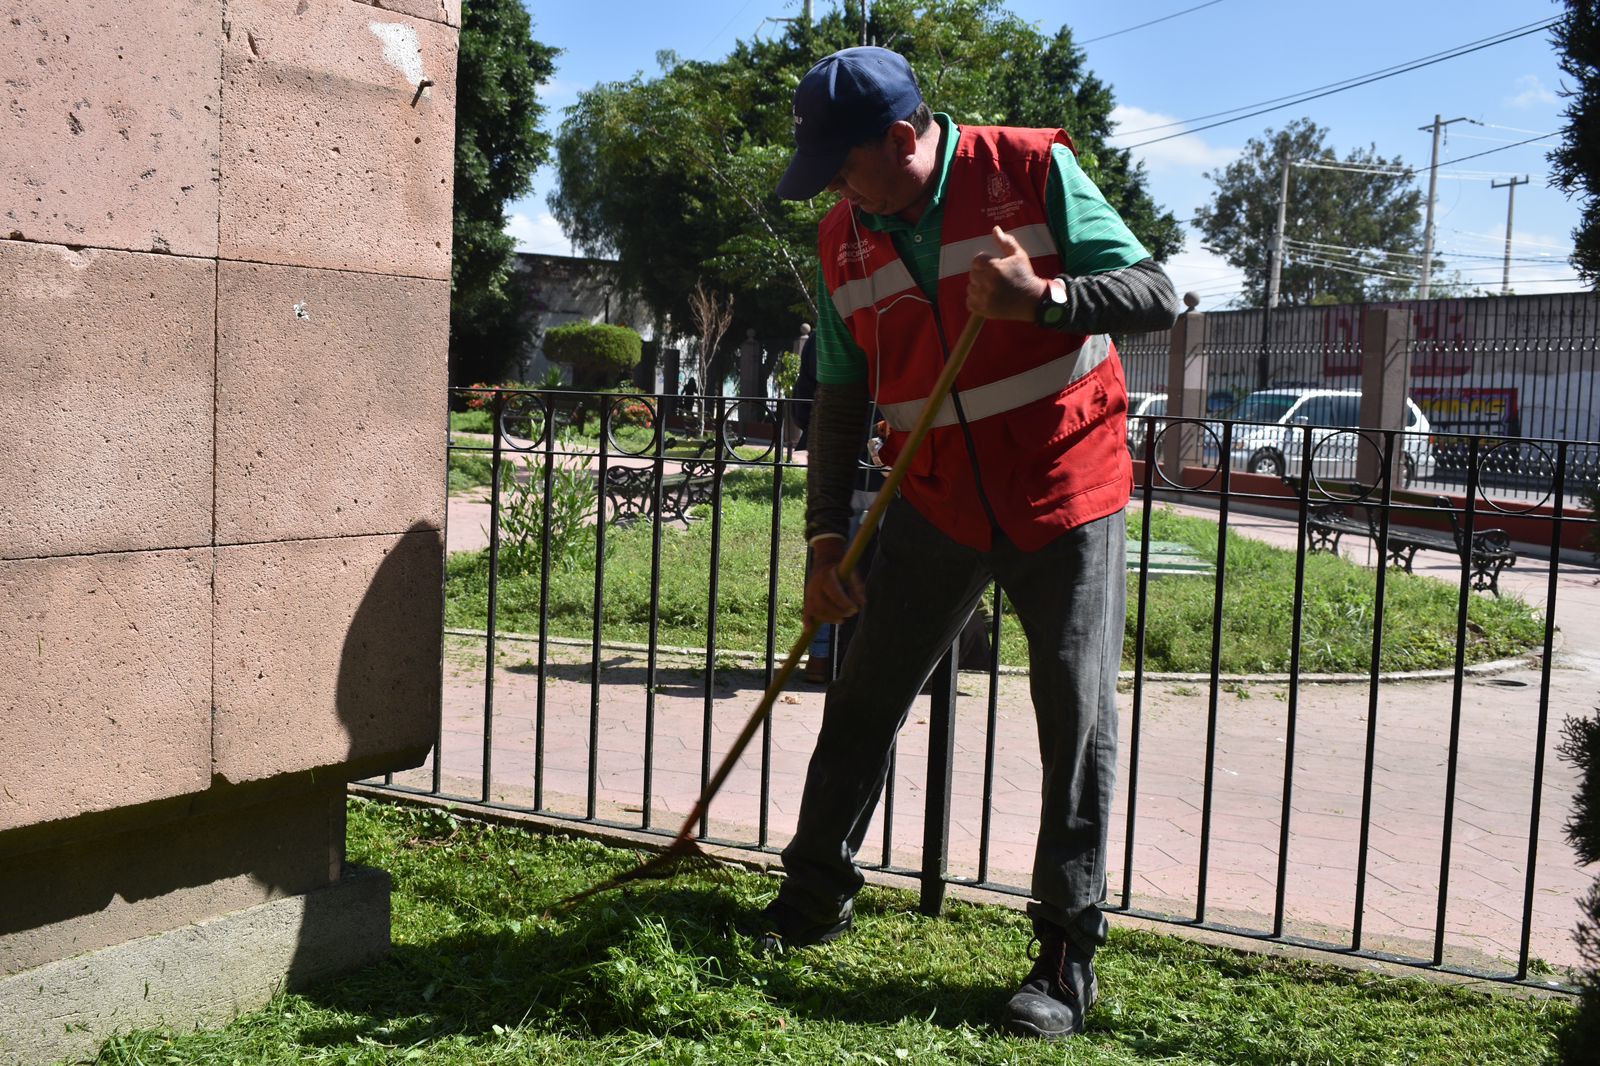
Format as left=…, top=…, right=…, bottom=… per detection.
left=444, top=626, right=1556, bottom=687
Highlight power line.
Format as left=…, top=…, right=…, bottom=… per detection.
left=1112, top=18, right=1556, bottom=139
left=1435, top=132, right=1557, bottom=168
left=1080, top=0, right=1227, bottom=45
left=1114, top=18, right=1558, bottom=149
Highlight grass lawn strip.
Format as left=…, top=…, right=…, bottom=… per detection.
left=90, top=799, right=1572, bottom=1065
left=445, top=471, right=1544, bottom=676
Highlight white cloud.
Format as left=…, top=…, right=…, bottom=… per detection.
left=1162, top=234, right=1250, bottom=309
left=504, top=210, right=571, bottom=255
left=1108, top=104, right=1238, bottom=174
left=1506, top=74, right=1558, bottom=109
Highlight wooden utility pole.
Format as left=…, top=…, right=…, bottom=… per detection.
left=1490, top=175, right=1529, bottom=295
left=1418, top=114, right=1474, bottom=298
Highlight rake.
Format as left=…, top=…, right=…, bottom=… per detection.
left=555, top=314, right=988, bottom=910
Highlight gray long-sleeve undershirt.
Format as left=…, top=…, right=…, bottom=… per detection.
left=804, top=257, right=1179, bottom=543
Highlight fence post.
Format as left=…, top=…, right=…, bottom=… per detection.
left=920, top=644, right=959, bottom=916
left=1164, top=305, right=1208, bottom=478
left=1359, top=308, right=1410, bottom=486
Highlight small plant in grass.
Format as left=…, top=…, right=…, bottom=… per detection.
left=1558, top=707, right=1600, bottom=1061
left=496, top=447, right=597, bottom=574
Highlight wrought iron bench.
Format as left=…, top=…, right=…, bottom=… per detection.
left=602, top=438, right=719, bottom=526
left=1290, top=479, right=1518, bottom=596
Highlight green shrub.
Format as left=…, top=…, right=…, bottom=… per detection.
left=1560, top=710, right=1600, bottom=1061
left=542, top=322, right=642, bottom=387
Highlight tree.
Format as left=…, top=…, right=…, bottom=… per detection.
left=450, top=0, right=558, bottom=387
left=687, top=281, right=735, bottom=433
left=1194, top=119, right=1426, bottom=306
left=1551, top=1, right=1600, bottom=284
left=550, top=0, right=1181, bottom=343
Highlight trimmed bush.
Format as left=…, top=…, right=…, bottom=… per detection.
left=543, top=322, right=643, bottom=388
left=1561, top=709, right=1600, bottom=1061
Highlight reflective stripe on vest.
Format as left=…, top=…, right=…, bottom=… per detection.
left=829, top=222, right=1059, bottom=321
left=876, top=334, right=1112, bottom=432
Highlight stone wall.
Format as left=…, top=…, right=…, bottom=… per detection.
left=0, top=2, right=456, bottom=1061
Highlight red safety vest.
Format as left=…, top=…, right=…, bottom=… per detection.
left=818, top=124, right=1133, bottom=551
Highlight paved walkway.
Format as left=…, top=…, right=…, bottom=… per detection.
left=416, top=481, right=1600, bottom=977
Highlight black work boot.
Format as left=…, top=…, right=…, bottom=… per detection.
left=999, top=918, right=1098, bottom=1040
left=744, top=897, right=853, bottom=955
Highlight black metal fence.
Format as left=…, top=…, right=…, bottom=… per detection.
left=1120, top=291, right=1600, bottom=499
left=365, top=385, right=1600, bottom=989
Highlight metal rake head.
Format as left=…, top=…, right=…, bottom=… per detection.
left=550, top=838, right=732, bottom=913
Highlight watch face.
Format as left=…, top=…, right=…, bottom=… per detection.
left=1041, top=303, right=1066, bottom=327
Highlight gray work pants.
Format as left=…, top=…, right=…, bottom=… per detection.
left=778, top=497, right=1126, bottom=954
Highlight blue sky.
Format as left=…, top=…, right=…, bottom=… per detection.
left=506, top=1, right=1582, bottom=307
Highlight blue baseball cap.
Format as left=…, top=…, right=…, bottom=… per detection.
left=776, top=47, right=923, bottom=201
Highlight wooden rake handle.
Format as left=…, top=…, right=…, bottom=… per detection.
left=663, top=314, right=989, bottom=854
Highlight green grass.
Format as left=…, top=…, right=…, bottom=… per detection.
left=446, top=480, right=1544, bottom=674
left=447, top=449, right=496, bottom=494
left=450, top=409, right=494, bottom=435
left=90, top=798, right=1573, bottom=1064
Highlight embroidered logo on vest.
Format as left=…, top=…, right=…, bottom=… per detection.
left=983, top=170, right=1024, bottom=224
left=837, top=238, right=873, bottom=266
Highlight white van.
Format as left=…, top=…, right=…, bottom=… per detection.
left=1210, top=389, right=1438, bottom=485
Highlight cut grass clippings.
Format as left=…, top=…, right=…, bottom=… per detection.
left=91, top=798, right=1572, bottom=1064
left=445, top=470, right=1544, bottom=675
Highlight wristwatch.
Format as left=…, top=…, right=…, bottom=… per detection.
left=1035, top=275, right=1068, bottom=329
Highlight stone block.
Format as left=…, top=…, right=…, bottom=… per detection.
left=0, top=786, right=344, bottom=976
left=351, top=0, right=460, bottom=27
left=214, top=260, right=447, bottom=543
left=0, top=0, right=222, bottom=256
left=213, top=529, right=443, bottom=785
left=0, top=864, right=391, bottom=1066
left=219, top=0, right=457, bottom=277
left=0, top=550, right=211, bottom=833
left=0, top=242, right=215, bottom=560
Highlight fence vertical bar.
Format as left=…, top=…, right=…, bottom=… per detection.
left=1518, top=441, right=1567, bottom=979
left=977, top=582, right=1003, bottom=886
left=587, top=399, right=611, bottom=820
left=700, top=403, right=728, bottom=839
left=1272, top=424, right=1316, bottom=937
left=641, top=400, right=667, bottom=830
left=1123, top=421, right=1160, bottom=909
left=1195, top=423, right=1235, bottom=923
left=1353, top=438, right=1398, bottom=951
left=533, top=394, right=556, bottom=812
left=921, top=645, right=959, bottom=916
left=759, top=420, right=785, bottom=847
left=480, top=392, right=507, bottom=805
left=1434, top=437, right=1482, bottom=965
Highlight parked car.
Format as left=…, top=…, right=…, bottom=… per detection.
left=1126, top=391, right=1167, bottom=454
left=1206, top=388, right=1437, bottom=485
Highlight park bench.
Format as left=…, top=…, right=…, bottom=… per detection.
left=1289, top=478, right=1517, bottom=596
left=602, top=437, right=720, bottom=526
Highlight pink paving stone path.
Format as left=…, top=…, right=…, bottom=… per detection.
left=416, top=485, right=1600, bottom=976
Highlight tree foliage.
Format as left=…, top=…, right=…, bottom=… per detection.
left=1551, top=1, right=1600, bottom=284
left=1194, top=119, right=1426, bottom=306
left=550, top=0, right=1181, bottom=344
left=451, top=0, right=558, bottom=386
left=542, top=322, right=643, bottom=387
